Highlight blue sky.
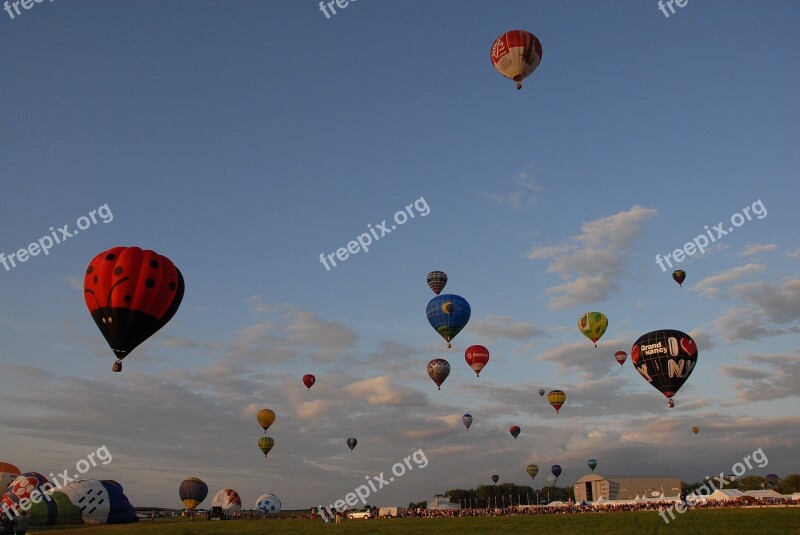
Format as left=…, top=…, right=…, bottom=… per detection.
left=1, top=0, right=798, bottom=510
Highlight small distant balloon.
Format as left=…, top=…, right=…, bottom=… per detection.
left=551, top=465, right=562, bottom=479
left=258, top=437, right=275, bottom=458
left=692, top=426, right=699, bottom=434
left=347, top=438, right=358, bottom=451
left=578, top=312, right=608, bottom=347
left=538, top=388, right=545, bottom=397
left=588, top=459, right=597, bottom=471
left=766, top=474, right=779, bottom=487
left=491, top=474, right=499, bottom=484
left=465, top=345, right=490, bottom=377
left=462, top=414, right=473, bottom=430
left=509, top=425, right=521, bottom=440
left=547, top=390, right=566, bottom=414
left=427, top=359, right=451, bottom=390
left=615, top=351, right=627, bottom=367
left=427, top=271, right=448, bottom=295
left=526, top=464, right=539, bottom=479
left=490, top=29, right=543, bottom=90
left=673, top=270, right=686, bottom=287
left=303, top=374, right=316, bottom=390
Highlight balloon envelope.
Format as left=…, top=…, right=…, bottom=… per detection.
left=465, top=345, right=490, bottom=377
left=551, top=465, right=562, bottom=478
left=426, top=294, right=471, bottom=348
left=692, top=426, right=700, bottom=434
left=427, top=359, right=451, bottom=390
left=255, top=493, right=281, bottom=513
left=84, top=247, right=184, bottom=371
left=257, top=409, right=275, bottom=432
left=427, top=271, right=447, bottom=295
left=303, top=374, right=316, bottom=390
left=538, top=389, right=545, bottom=397
left=527, top=464, right=539, bottom=479
left=462, top=414, right=473, bottom=429
left=588, top=459, right=597, bottom=471
left=615, top=351, right=627, bottom=366
left=179, top=477, right=208, bottom=510
left=347, top=438, right=358, bottom=451
left=766, top=474, right=779, bottom=487
left=673, top=270, right=686, bottom=287
left=631, top=329, right=698, bottom=406
left=490, top=29, right=543, bottom=90
left=509, top=425, right=521, bottom=440
left=258, top=437, right=275, bottom=457
left=547, top=390, right=566, bottom=413
left=211, top=488, right=242, bottom=512
left=578, top=312, right=608, bottom=347
left=0, top=462, right=20, bottom=492
left=491, top=475, right=499, bottom=484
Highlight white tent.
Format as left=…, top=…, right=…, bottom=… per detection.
left=744, top=490, right=782, bottom=500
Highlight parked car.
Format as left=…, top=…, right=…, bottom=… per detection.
left=346, top=510, right=373, bottom=519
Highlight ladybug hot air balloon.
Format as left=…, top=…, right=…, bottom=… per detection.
left=179, top=477, right=208, bottom=510
left=673, top=270, right=686, bottom=287
left=84, top=246, right=184, bottom=372
left=578, top=312, right=608, bottom=347
left=303, top=374, right=316, bottom=390
left=427, top=271, right=447, bottom=295
left=257, top=409, right=275, bottom=433
left=526, top=464, right=539, bottom=480
left=547, top=390, right=566, bottom=414
left=465, top=345, right=490, bottom=377
left=258, top=437, right=275, bottom=458
left=427, top=359, right=451, bottom=390
left=462, top=413, right=473, bottom=430
left=490, top=30, right=543, bottom=90
left=615, top=351, right=627, bottom=367
left=631, top=329, right=698, bottom=408
left=491, top=474, right=499, bottom=484
left=346, top=438, right=357, bottom=451
left=509, top=425, right=521, bottom=440
left=427, top=294, right=471, bottom=348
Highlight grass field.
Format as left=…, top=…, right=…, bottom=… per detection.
left=23, top=508, right=800, bottom=535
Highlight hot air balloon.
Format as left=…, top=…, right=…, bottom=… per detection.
left=551, top=465, right=562, bottom=479
left=303, top=374, right=316, bottom=390
left=346, top=438, right=357, bottom=451
left=766, top=474, right=779, bottom=487
left=179, top=477, right=208, bottom=510
left=491, top=475, right=499, bottom=484
left=258, top=437, right=275, bottom=458
left=692, top=426, right=699, bottom=434
left=426, top=294, right=471, bottom=348
left=58, top=479, right=138, bottom=524
left=0, top=462, right=20, bottom=492
left=546, top=475, right=555, bottom=485
left=673, top=270, right=686, bottom=287
left=257, top=409, right=275, bottom=433
left=526, top=464, right=539, bottom=479
left=463, top=414, right=473, bottom=430
left=490, top=30, right=543, bottom=90
left=427, top=271, right=447, bottom=295
left=615, top=351, right=627, bottom=367
left=547, top=390, right=566, bottom=414
left=588, top=459, right=597, bottom=471
left=5, top=472, right=50, bottom=514
left=509, top=425, right=521, bottom=440
left=465, top=345, right=490, bottom=377
left=255, top=493, right=281, bottom=513
left=578, top=312, right=608, bottom=347
left=84, top=246, right=184, bottom=372
left=427, top=359, right=451, bottom=390
left=538, top=389, right=545, bottom=397
left=631, top=329, right=698, bottom=407
left=211, top=488, right=242, bottom=512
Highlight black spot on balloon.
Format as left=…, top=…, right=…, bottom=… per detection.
left=150, top=260, right=159, bottom=269
left=114, top=267, right=123, bottom=276
left=124, top=295, right=131, bottom=302
left=86, top=266, right=94, bottom=275
left=169, top=281, right=176, bottom=291
left=145, top=278, right=155, bottom=288
left=93, top=275, right=98, bottom=284
left=105, top=253, right=116, bottom=261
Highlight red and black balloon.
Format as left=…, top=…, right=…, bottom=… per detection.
left=631, top=329, right=698, bottom=407
left=84, top=246, right=184, bottom=371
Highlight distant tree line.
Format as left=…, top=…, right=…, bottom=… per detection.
left=682, top=474, right=800, bottom=495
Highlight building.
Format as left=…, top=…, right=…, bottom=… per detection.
left=427, top=494, right=460, bottom=510
left=574, top=474, right=681, bottom=502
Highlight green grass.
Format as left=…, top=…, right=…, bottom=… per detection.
left=25, top=508, right=800, bottom=535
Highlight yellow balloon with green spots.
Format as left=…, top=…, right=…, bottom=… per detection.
left=578, top=312, right=608, bottom=347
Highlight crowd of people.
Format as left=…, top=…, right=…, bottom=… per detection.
left=0, top=509, right=30, bottom=535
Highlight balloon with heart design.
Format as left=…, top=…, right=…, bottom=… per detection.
left=631, top=329, right=698, bottom=407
